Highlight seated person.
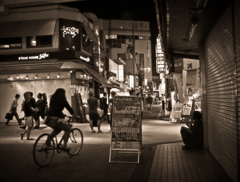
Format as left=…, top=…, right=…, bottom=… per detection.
left=180, top=111, right=203, bottom=149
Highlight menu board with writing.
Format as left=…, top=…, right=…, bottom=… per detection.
left=111, top=96, right=141, bottom=150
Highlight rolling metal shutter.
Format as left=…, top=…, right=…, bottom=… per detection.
left=205, top=5, right=238, bottom=182
left=234, top=0, right=240, bottom=179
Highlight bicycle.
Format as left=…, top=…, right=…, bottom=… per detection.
left=33, top=116, right=83, bottom=167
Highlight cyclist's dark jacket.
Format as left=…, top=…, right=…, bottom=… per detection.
left=48, top=100, right=74, bottom=118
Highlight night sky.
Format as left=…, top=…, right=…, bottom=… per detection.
left=61, top=0, right=158, bottom=75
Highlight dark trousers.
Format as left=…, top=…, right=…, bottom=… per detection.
left=148, top=103, right=152, bottom=111
left=162, top=101, right=165, bottom=110
left=100, top=108, right=109, bottom=122
left=6, top=107, right=21, bottom=124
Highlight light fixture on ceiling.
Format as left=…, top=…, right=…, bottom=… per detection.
left=57, top=73, right=60, bottom=78
left=70, top=70, right=73, bottom=73
left=35, top=74, right=38, bottom=79
left=186, top=17, right=198, bottom=41
left=47, top=73, right=50, bottom=79
left=16, top=75, right=19, bottom=79
left=7, top=76, right=10, bottom=80
left=26, top=75, right=28, bottom=80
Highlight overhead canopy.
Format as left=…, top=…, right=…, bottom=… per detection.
left=82, top=23, right=98, bottom=45
left=0, top=19, right=56, bottom=38
left=60, top=61, right=92, bottom=69
left=84, top=68, right=113, bottom=88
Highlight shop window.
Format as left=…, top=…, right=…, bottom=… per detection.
left=109, top=35, right=117, bottom=39
left=27, top=36, right=52, bottom=48
left=107, top=39, right=121, bottom=49
left=82, top=27, right=93, bottom=54
left=0, top=37, right=22, bottom=49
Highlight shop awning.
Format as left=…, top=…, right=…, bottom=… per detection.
left=83, top=68, right=113, bottom=88
left=60, top=61, right=92, bottom=70
left=0, top=19, right=56, bottom=38
left=82, top=23, right=98, bottom=45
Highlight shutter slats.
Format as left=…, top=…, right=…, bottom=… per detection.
left=205, top=4, right=238, bottom=181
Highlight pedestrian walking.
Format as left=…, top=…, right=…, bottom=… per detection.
left=88, top=91, right=102, bottom=133
left=33, top=93, right=45, bottom=129
left=20, top=92, right=38, bottom=140
left=161, top=94, right=165, bottom=114
left=5, top=94, right=23, bottom=126
left=147, top=94, right=153, bottom=112
left=29, top=92, right=37, bottom=127
left=100, top=92, right=109, bottom=123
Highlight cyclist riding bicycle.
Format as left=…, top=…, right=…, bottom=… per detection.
left=46, top=88, right=74, bottom=151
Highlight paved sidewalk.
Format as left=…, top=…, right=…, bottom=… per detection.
left=149, top=144, right=233, bottom=182
left=0, top=119, right=232, bottom=182
left=0, top=119, right=184, bottom=182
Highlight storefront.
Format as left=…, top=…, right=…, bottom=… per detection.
left=0, top=8, right=110, bottom=122
left=165, top=58, right=201, bottom=121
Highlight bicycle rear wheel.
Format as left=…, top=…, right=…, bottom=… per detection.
left=33, top=133, right=55, bottom=167
left=67, top=128, right=83, bottom=156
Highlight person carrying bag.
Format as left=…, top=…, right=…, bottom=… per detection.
left=5, top=110, right=13, bottom=120
left=5, top=94, right=23, bottom=126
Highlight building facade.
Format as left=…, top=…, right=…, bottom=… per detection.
left=99, top=19, right=152, bottom=92
left=0, top=5, right=112, bottom=122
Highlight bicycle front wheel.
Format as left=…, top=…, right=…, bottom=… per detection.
left=33, top=133, right=55, bottom=167
left=67, top=128, right=83, bottom=156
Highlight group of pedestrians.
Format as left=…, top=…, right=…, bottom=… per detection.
left=5, top=92, right=48, bottom=140
left=88, top=91, right=116, bottom=133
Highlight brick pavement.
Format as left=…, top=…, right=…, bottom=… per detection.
left=0, top=119, right=232, bottom=182
left=148, top=144, right=233, bottom=182
left=0, top=119, right=175, bottom=182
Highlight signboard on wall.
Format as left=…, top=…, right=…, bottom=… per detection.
left=156, top=35, right=164, bottom=73
left=75, top=51, right=93, bottom=65
left=118, top=65, right=124, bottom=81
left=0, top=51, right=76, bottom=62
left=183, top=58, right=199, bottom=70
left=109, top=58, right=118, bottom=78
left=59, top=19, right=81, bottom=51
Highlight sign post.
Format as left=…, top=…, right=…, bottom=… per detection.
left=109, top=96, right=142, bottom=163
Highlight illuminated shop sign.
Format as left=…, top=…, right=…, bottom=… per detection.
left=156, top=35, right=164, bottom=73
left=96, top=61, right=104, bottom=73
left=18, top=53, right=49, bottom=60
left=80, top=56, right=90, bottom=62
left=61, top=26, right=79, bottom=38
left=109, top=58, right=118, bottom=76
left=129, top=75, right=134, bottom=88
left=118, top=65, right=124, bottom=81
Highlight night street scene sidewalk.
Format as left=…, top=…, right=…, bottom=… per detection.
left=0, top=118, right=232, bottom=182
left=0, top=0, right=239, bottom=182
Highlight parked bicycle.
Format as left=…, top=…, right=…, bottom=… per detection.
left=33, top=116, right=83, bottom=167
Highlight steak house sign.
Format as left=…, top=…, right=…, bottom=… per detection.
left=18, top=53, right=49, bottom=60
